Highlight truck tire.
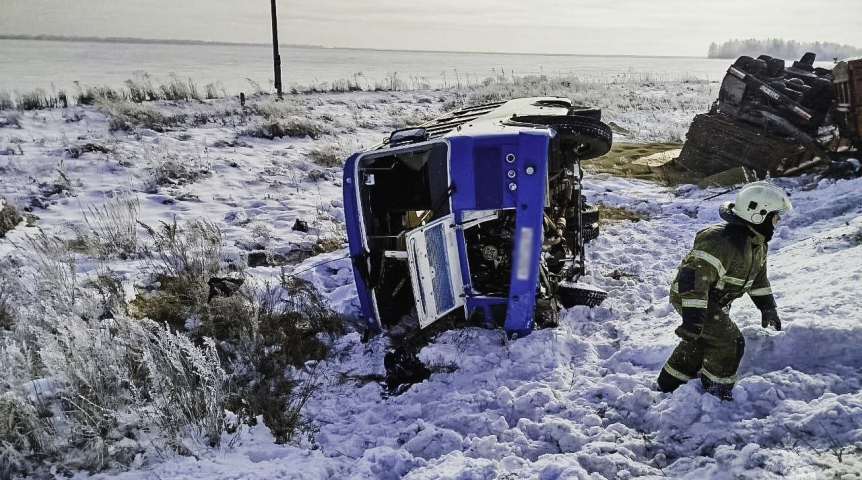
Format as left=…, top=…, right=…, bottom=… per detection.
left=582, top=203, right=600, bottom=226
left=556, top=281, right=608, bottom=308
left=559, top=117, right=613, bottom=160
left=582, top=223, right=600, bottom=243
left=509, top=116, right=612, bottom=159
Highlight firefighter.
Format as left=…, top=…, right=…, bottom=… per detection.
left=657, top=181, right=793, bottom=400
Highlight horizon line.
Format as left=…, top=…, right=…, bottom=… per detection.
left=0, top=33, right=707, bottom=60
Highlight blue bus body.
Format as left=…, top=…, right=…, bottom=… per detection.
left=343, top=97, right=612, bottom=338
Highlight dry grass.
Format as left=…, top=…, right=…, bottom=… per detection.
left=598, top=204, right=650, bottom=225
left=313, top=235, right=346, bottom=255
left=130, top=216, right=346, bottom=445
left=0, top=111, right=22, bottom=128
left=584, top=142, right=679, bottom=177
left=1, top=206, right=349, bottom=474
left=574, top=132, right=761, bottom=188
left=73, top=194, right=140, bottom=260
left=583, top=142, right=706, bottom=186
left=0, top=200, right=23, bottom=238
left=0, top=275, right=14, bottom=330
left=199, top=276, right=344, bottom=444
left=243, top=118, right=327, bottom=140
left=130, top=271, right=346, bottom=444
left=99, top=99, right=187, bottom=132
left=129, top=274, right=205, bottom=331
left=0, top=92, right=13, bottom=111
left=307, top=144, right=347, bottom=168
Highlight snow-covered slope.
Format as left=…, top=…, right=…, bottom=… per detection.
left=2, top=87, right=861, bottom=479
left=295, top=175, right=862, bottom=480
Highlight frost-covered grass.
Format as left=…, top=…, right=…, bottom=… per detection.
left=70, top=193, right=140, bottom=260
left=0, top=234, right=228, bottom=474
left=0, top=75, right=216, bottom=112
left=1, top=70, right=713, bottom=148
left=0, top=198, right=23, bottom=238
left=447, top=74, right=713, bottom=143
left=0, top=208, right=346, bottom=476
left=243, top=117, right=328, bottom=140
left=98, top=99, right=188, bottom=132
left=0, top=92, right=370, bottom=474
left=1, top=79, right=859, bottom=479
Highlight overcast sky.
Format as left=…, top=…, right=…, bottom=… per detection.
left=1, top=0, right=860, bottom=57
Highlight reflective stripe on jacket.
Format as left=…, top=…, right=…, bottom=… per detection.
left=670, top=223, right=776, bottom=314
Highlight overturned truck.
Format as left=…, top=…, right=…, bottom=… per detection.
left=678, top=53, right=862, bottom=177
left=343, top=98, right=612, bottom=341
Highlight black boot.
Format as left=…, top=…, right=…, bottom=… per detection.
left=701, top=376, right=734, bottom=401
left=657, top=367, right=688, bottom=393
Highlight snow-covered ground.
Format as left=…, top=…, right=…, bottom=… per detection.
left=2, top=83, right=862, bottom=479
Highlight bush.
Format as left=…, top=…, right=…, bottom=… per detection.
left=139, top=218, right=222, bottom=284
left=75, top=84, right=123, bottom=106
left=372, top=72, right=407, bottom=91
left=328, top=77, right=364, bottom=93
left=73, top=193, right=141, bottom=260
left=2, top=208, right=348, bottom=473
left=204, top=83, right=225, bottom=100
left=132, top=217, right=345, bottom=444
left=207, top=277, right=344, bottom=444
left=130, top=217, right=225, bottom=332
left=159, top=74, right=201, bottom=102
left=0, top=237, right=227, bottom=476
left=24, top=232, right=81, bottom=316
left=137, top=323, right=226, bottom=454
left=14, top=89, right=64, bottom=110
left=129, top=273, right=206, bottom=331
left=243, top=118, right=327, bottom=140
left=0, top=111, right=22, bottom=129
left=0, top=213, right=349, bottom=478
left=307, top=144, right=348, bottom=168
left=125, top=73, right=160, bottom=103
left=140, top=146, right=209, bottom=191
left=0, top=200, right=23, bottom=238
left=0, top=394, right=45, bottom=478
left=0, top=312, right=227, bottom=476
left=0, top=276, right=14, bottom=331
left=5, top=204, right=339, bottom=468
left=0, top=92, right=13, bottom=111
left=100, top=100, right=187, bottom=132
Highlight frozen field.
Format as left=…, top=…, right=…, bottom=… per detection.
left=0, top=39, right=743, bottom=94
left=1, top=77, right=861, bottom=479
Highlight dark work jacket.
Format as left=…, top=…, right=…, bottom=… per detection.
left=670, top=223, right=777, bottom=319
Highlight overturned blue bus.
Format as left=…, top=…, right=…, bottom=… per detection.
left=343, top=97, right=612, bottom=339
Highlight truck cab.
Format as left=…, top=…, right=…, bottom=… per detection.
left=343, top=97, right=612, bottom=339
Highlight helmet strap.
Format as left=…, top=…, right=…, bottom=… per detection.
left=750, top=212, right=777, bottom=242
left=750, top=212, right=765, bottom=224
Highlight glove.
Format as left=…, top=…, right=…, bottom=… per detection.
left=761, top=308, right=781, bottom=331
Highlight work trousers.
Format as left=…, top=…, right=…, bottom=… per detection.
left=657, top=308, right=745, bottom=400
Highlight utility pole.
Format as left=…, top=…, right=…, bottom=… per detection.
left=270, top=0, right=283, bottom=99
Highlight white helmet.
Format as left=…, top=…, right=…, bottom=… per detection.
left=730, top=181, right=793, bottom=225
